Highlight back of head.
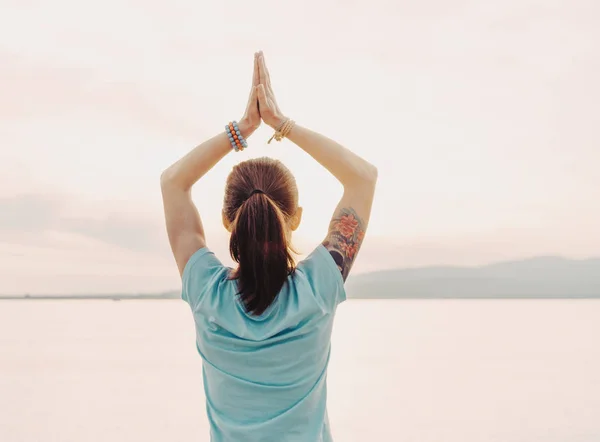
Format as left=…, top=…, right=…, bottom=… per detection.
left=223, top=157, right=298, bottom=316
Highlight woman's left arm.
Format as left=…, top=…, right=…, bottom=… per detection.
left=161, top=53, right=262, bottom=276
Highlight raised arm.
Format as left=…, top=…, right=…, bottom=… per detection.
left=161, top=54, right=262, bottom=276
left=256, top=52, right=378, bottom=281
left=286, top=126, right=377, bottom=280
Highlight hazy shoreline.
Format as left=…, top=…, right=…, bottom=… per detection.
left=0, top=294, right=180, bottom=301
left=4, top=256, right=600, bottom=300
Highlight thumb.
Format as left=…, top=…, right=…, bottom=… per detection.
left=246, top=82, right=259, bottom=108
left=248, top=82, right=259, bottom=105
left=256, top=84, right=270, bottom=112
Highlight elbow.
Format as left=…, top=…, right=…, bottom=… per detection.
left=358, top=162, right=378, bottom=186
left=365, top=163, right=378, bottom=183
left=161, top=168, right=192, bottom=193
left=160, top=168, right=183, bottom=191
left=344, top=163, right=378, bottom=193
left=160, top=169, right=174, bottom=188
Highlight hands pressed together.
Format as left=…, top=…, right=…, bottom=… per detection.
left=239, top=51, right=287, bottom=138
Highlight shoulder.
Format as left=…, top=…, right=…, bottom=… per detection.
left=297, top=244, right=341, bottom=275
left=182, top=247, right=230, bottom=309
left=295, top=244, right=347, bottom=310
left=183, top=247, right=222, bottom=277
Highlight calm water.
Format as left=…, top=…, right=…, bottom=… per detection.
left=1, top=299, right=599, bottom=442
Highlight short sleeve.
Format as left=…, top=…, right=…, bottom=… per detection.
left=181, top=247, right=227, bottom=311
left=297, top=244, right=347, bottom=312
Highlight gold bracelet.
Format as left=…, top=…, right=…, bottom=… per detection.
left=268, top=119, right=296, bottom=144
left=275, top=119, right=288, bottom=132
left=281, top=119, right=295, bottom=138
left=267, top=119, right=287, bottom=143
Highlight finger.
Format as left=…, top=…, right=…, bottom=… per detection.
left=259, top=52, right=272, bottom=87
left=250, top=82, right=258, bottom=104
left=246, top=81, right=258, bottom=109
left=247, top=54, right=259, bottom=107
left=259, top=51, right=270, bottom=80
left=256, top=84, right=267, bottom=105
left=258, top=52, right=277, bottom=101
left=252, top=52, right=259, bottom=87
left=258, top=52, right=268, bottom=86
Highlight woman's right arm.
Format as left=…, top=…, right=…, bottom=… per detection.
left=256, top=52, right=378, bottom=280
left=285, top=125, right=377, bottom=280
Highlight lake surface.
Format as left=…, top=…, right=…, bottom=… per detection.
left=1, top=299, right=599, bottom=441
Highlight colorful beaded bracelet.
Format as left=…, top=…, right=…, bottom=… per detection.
left=225, top=121, right=248, bottom=152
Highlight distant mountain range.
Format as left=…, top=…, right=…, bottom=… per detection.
left=2, top=256, right=600, bottom=300
left=344, top=256, right=600, bottom=299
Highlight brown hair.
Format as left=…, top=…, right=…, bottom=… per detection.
left=224, top=157, right=298, bottom=315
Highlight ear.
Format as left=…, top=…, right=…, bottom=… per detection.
left=222, top=210, right=232, bottom=231
left=289, top=206, right=303, bottom=231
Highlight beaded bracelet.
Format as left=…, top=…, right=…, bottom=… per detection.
left=267, top=118, right=296, bottom=144
left=225, top=121, right=248, bottom=152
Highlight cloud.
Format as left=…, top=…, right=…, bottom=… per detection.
left=0, top=193, right=167, bottom=254
left=0, top=51, right=199, bottom=136
left=62, top=213, right=166, bottom=254
left=0, top=194, right=63, bottom=231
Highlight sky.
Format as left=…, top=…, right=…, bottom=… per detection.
left=1, top=0, right=599, bottom=294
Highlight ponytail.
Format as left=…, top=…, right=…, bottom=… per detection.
left=229, top=191, right=294, bottom=315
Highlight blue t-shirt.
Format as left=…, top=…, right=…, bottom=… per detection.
left=182, top=244, right=347, bottom=442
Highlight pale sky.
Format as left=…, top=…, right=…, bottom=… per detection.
left=1, top=0, right=599, bottom=294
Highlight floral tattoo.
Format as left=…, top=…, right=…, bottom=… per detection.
left=323, top=207, right=366, bottom=281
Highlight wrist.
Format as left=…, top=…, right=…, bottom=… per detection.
left=238, top=119, right=257, bottom=139
left=268, top=115, right=288, bottom=131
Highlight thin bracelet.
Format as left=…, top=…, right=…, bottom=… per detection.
left=275, top=119, right=288, bottom=132
left=268, top=118, right=295, bottom=144
left=280, top=119, right=295, bottom=137
left=268, top=120, right=287, bottom=144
